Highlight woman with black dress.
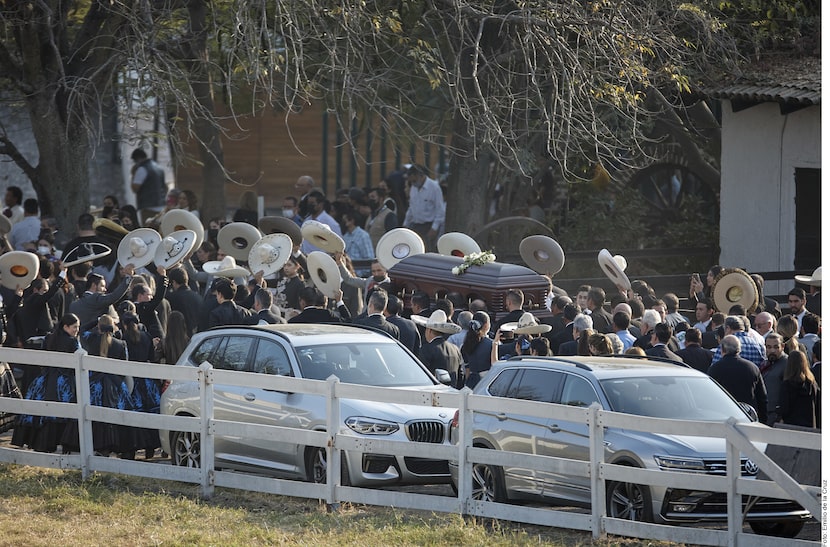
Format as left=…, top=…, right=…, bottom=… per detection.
left=462, top=311, right=493, bottom=390
left=120, top=312, right=162, bottom=459
left=779, top=350, right=820, bottom=428
left=11, top=313, right=81, bottom=452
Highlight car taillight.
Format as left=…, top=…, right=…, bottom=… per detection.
left=450, top=410, right=460, bottom=429
left=160, top=380, right=171, bottom=394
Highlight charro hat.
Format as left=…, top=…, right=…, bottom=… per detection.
left=376, top=228, right=425, bottom=270
left=202, top=255, right=251, bottom=279
left=306, top=251, right=342, bottom=298
left=613, top=255, right=627, bottom=272
left=154, top=229, right=198, bottom=269
left=160, top=209, right=205, bottom=250
left=410, top=309, right=462, bottom=334
left=217, top=222, right=263, bottom=262
left=598, top=248, right=631, bottom=291
left=795, top=266, right=822, bottom=287
left=519, top=235, right=565, bottom=276
left=0, top=251, right=39, bottom=290
left=62, top=241, right=112, bottom=268
left=502, top=312, right=552, bottom=335
left=259, top=216, right=303, bottom=246
left=712, top=268, right=759, bottom=313
left=249, top=233, right=293, bottom=277
left=437, top=232, right=481, bottom=258
left=301, top=220, right=345, bottom=254
left=0, top=215, right=12, bottom=236
left=117, top=228, right=161, bottom=269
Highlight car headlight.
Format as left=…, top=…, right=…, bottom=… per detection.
left=345, top=417, right=399, bottom=435
left=654, top=455, right=706, bottom=472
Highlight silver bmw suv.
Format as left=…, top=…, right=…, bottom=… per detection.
left=160, top=324, right=456, bottom=487
left=449, top=356, right=810, bottom=538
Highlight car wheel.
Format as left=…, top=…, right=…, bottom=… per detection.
left=749, top=520, right=805, bottom=538
left=171, top=430, right=200, bottom=468
left=606, top=476, right=653, bottom=522
left=304, top=446, right=350, bottom=485
left=471, top=461, right=506, bottom=503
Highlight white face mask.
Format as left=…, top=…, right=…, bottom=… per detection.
left=282, top=208, right=295, bottom=218
left=37, top=245, right=51, bottom=256
left=545, top=292, right=554, bottom=312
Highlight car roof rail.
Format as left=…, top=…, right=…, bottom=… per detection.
left=597, top=353, right=691, bottom=368
left=508, top=355, right=593, bottom=371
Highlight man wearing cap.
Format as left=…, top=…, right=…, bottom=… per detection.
left=68, top=264, right=135, bottom=330
left=353, top=289, right=399, bottom=340
left=415, top=310, right=463, bottom=386
left=300, top=191, right=343, bottom=255
left=289, top=286, right=351, bottom=324
left=403, top=165, right=443, bottom=252
left=130, top=148, right=167, bottom=224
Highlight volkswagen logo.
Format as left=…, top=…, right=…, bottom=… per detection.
left=744, top=459, right=759, bottom=475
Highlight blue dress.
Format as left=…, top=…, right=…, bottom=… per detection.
left=462, top=337, right=493, bottom=390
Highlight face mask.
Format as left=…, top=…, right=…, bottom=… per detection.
left=37, top=246, right=51, bottom=256
left=545, top=292, right=554, bottom=312
left=282, top=208, right=295, bottom=218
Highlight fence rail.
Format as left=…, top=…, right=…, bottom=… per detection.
left=0, top=348, right=820, bottom=546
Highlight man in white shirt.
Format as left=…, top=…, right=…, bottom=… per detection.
left=300, top=190, right=343, bottom=255
left=2, top=186, right=24, bottom=225
left=9, top=198, right=41, bottom=250
left=403, top=165, right=443, bottom=251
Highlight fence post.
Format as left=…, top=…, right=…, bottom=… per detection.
left=456, top=388, right=472, bottom=514
left=199, top=362, right=215, bottom=499
left=75, top=349, right=92, bottom=480
left=326, top=375, right=341, bottom=507
left=588, top=403, right=605, bottom=539
left=725, top=417, right=741, bottom=547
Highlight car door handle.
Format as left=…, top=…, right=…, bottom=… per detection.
left=496, top=413, right=508, bottom=421
left=548, top=424, right=561, bottom=433
left=244, top=393, right=256, bottom=401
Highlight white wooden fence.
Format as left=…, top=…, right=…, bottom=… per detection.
left=0, top=347, right=821, bottom=547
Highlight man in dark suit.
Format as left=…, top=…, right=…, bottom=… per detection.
left=707, top=335, right=768, bottom=423
left=165, top=267, right=204, bottom=334
left=353, top=289, right=399, bottom=340
left=644, top=323, right=683, bottom=364
left=288, top=286, right=351, bottom=324
left=585, top=287, right=613, bottom=333
left=385, top=294, right=420, bottom=354
left=245, top=288, right=285, bottom=325
left=493, top=289, right=524, bottom=332
left=208, top=279, right=252, bottom=327
left=558, top=313, right=592, bottom=356
left=676, top=327, right=713, bottom=373
left=552, top=304, right=579, bottom=355
left=541, top=295, right=572, bottom=341
left=68, top=265, right=135, bottom=330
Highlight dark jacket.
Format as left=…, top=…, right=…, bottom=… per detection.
left=208, top=301, right=252, bottom=328
left=353, top=313, right=400, bottom=340
left=165, top=284, right=204, bottom=335
left=245, top=308, right=285, bottom=325
left=388, top=314, right=421, bottom=355
left=645, top=344, right=684, bottom=365
left=419, top=335, right=462, bottom=382
left=16, top=277, right=65, bottom=341
left=779, top=378, right=819, bottom=428
left=288, top=305, right=351, bottom=324
left=135, top=275, right=169, bottom=339
left=707, top=353, right=768, bottom=424
left=676, top=344, right=713, bottom=374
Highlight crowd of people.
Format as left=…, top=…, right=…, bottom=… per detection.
left=0, top=155, right=820, bottom=459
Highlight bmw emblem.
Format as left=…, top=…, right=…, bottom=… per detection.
left=744, top=459, right=759, bottom=475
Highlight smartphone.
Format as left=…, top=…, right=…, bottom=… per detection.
left=691, top=272, right=701, bottom=284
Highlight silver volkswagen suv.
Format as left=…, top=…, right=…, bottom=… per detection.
left=449, top=356, right=810, bottom=538
left=160, top=324, right=456, bottom=487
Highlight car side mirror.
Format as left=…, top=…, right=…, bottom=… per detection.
left=738, top=402, right=759, bottom=422
left=433, top=368, right=452, bottom=386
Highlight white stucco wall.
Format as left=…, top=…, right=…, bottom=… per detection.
left=719, top=101, right=821, bottom=295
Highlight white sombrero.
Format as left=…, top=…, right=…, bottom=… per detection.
left=160, top=209, right=205, bottom=250
left=502, top=312, right=552, bottom=335
left=376, top=228, right=425, bottom=270
left=259, top=216, right=303, bottom=246
left=201, top=255, right=251, bottom=279
left=217, top=222, right=263, bottom=262
left=306, top=251, right=342, bottom=298
left=249, top=233, right=293, bottom=277
left=598, top=248, right=631, bottom=290
left=0, top=251, right=39, bottom=290
left=437, top=232, right=481, bottom=258
left=154, top=229, right=198, bottom=269
left=62, top=241, right=112, bottom=268
left=519, top=235, right=565, bottom=276
left=117, top=228, right=162, bottom=269
left=795, top=266, right=822, bottom=287
left=301, top=220, right=345, bottom=254
left=410, top=309, right=462, bottom=334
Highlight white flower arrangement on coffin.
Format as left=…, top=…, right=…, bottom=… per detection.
left=451, top=250, right=496, bottom=275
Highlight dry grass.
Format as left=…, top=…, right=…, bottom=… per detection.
left=0, top=463, right=680, bottom=547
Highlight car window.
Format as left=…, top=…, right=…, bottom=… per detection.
left=487, top=368, right=518, bottom=397
left=559, top=375, right=600, bottom=407
left=212, top=336, right=255, bottom=372
left=506, top=369, right=562, bottom=403
left=189, top=336, right=222, bottom=366
left=252, top=339, right=292, bottom=376
left=296, top=342, right=434, bottom=386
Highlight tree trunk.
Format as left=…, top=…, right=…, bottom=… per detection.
left=445, top=112, right=490, bottom=236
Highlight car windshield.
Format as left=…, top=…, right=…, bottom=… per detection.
left=600, top=376, right=750, bottom=422
left=295, top=342, right=436, bottom=387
